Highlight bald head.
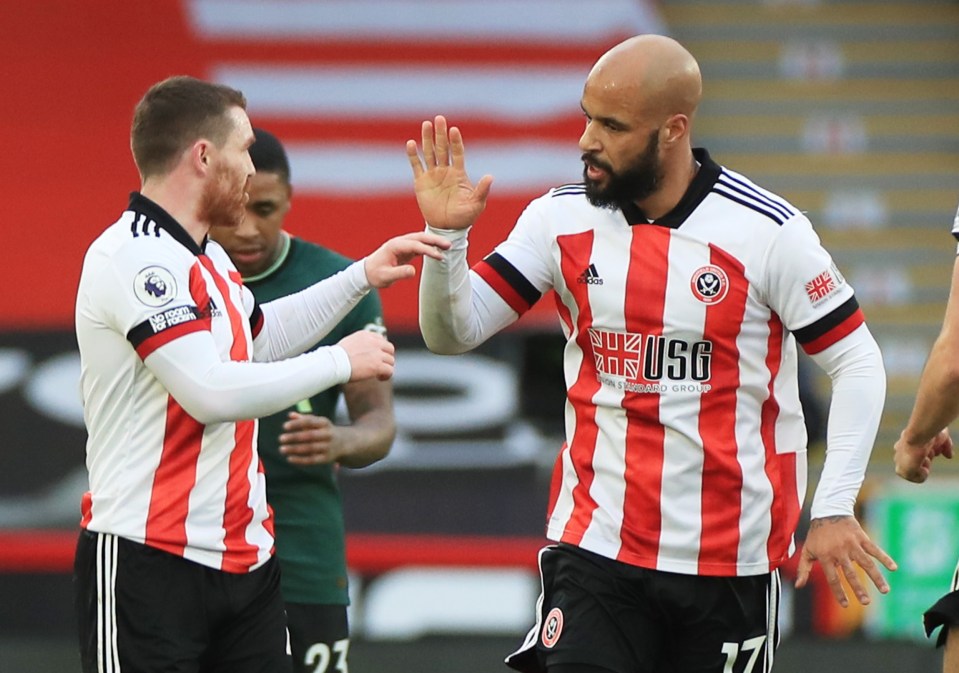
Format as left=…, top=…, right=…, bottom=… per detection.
left=587, top=34, right=702, bottom=123
left=578, top=35, right=703, bottom=216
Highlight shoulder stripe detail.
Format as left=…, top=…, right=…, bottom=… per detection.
left=552, top=183, right=586, bottom=197
left=130, top=212, right=161, bottom=238
left=711, top=187, right=786, bottom=225
left=716, top=178, right=792, bottom=220
left=718, top=172, right=797, bottom=220
left=793, top=296, right=864, bottom=354
left=474, top=252, right=541, bottom=314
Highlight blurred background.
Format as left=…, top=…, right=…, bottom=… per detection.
left=1, top=0, right=958, bottom=671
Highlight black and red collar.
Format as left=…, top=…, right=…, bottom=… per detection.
left=619, top=148, right=720, bottom=228
left=127, top=192, right=208, bottom=255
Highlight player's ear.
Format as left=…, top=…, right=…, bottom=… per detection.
left=662, top=114, right=689, bottom=147
left=191, top=140, right=213, bottom=174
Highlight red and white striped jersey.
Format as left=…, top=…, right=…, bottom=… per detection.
left=75, top=193, right=272, bottom=573
left=472, top=150, right=865, bottom=576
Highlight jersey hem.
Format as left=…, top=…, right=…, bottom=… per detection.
left=83, top=525, right=272, bottom=574
left=545, top=526, right=781, bottom=577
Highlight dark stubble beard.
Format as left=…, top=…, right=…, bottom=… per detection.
left=583, top=130, right=662, bottom=210
left=198, top=162, right=248, bottom=229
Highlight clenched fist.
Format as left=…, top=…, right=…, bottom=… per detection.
left=338, top=330, right=395, bottom=381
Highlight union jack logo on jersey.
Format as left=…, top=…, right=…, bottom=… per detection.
left=589, top=329, right=642, bottom=380
left=804, top=270, right=837, bottom=305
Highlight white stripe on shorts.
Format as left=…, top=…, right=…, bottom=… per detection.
left=505, top=545, right=551, bottom=666
left=95, top=533, right=120, bottom=673
left=764, top=569, right=781, bottom=673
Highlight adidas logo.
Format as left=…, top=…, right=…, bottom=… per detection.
left=577, top=263, right=604, bottom=285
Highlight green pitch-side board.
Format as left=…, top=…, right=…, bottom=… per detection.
left=865, top=479, right=959, bottom=641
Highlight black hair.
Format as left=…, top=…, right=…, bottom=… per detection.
left=249, top=127, right=291, bottom=184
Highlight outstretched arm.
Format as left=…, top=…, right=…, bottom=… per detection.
left=894, top=255, right=959, bottom=482
left=417, top=227, right=519, bottom=354
left=144, top=332, right=351, bottom=424
left=144, top=329, right=396, bottom=425
left=255, top=231, right=450, bottom=361
left=408, top=115, right=517, bottom=353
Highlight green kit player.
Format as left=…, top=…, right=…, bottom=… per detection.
left=211, top=128, right=396, bottom=673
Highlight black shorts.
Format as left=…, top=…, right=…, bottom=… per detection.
left=506, top=544, right=780, bottom=673
left=924, top=558, right=959, bottom=647
left=285, top=602, right=349, bottom=673
left=74, top=530, right=292, bottom=673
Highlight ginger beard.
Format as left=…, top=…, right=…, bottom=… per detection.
left=583, top=129, right=662, bottom=210
left=199, top=160, right=249, bottom=229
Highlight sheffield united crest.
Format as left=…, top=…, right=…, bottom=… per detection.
left=541, top=607, right=564, bottom=648
left=690, top=265, right=729, bottom=305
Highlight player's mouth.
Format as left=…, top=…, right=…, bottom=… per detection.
left=231, top=248, right=264, bottom=266
left=582, top=154, right=611, bottom=181
left=585, top=164, right=607, bottom=181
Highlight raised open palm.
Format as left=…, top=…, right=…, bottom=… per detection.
left=406, top=115, right=493, bottom=230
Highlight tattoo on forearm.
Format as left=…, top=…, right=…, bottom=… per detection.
left=809, top=515, right=848, bottom=530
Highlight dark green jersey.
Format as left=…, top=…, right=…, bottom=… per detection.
left=245, top=234, right=384, bottom=605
